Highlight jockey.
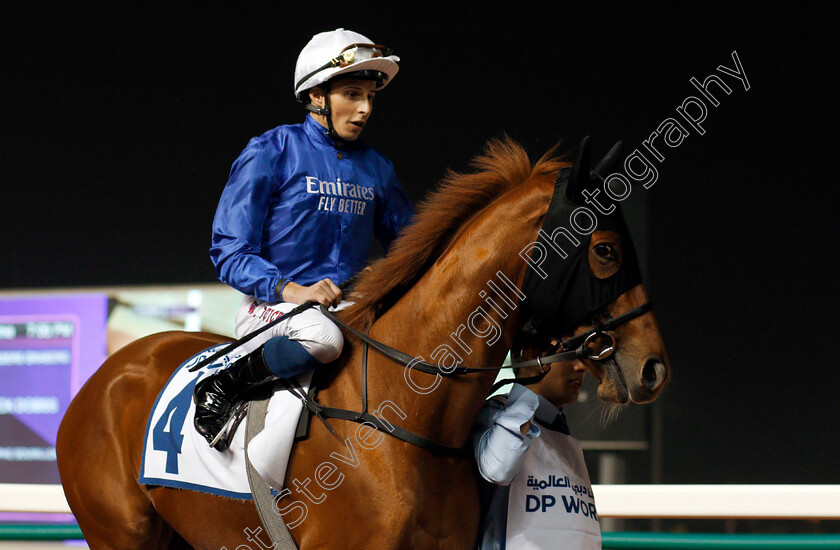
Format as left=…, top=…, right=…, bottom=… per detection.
left=194, top=28, right=414, bottom=450
left=472, top=337, right=601, bottom=549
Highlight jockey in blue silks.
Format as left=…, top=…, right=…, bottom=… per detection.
left=194, top=28, right=414, bottom=450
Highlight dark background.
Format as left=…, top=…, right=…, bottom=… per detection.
left=3, top=3, right=837, bottom=487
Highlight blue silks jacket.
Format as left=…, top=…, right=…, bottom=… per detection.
left=211, top=116, right=414, bottom=302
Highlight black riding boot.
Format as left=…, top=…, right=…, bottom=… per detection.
left=193, top=346, right=273, bottom=449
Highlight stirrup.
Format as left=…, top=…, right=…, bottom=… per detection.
left=210, top=401, right=249, bottom=451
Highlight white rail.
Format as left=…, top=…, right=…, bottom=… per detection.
left=592, top=484, right=840, bottom=519
left=2, top=484, right=840, bottom=520
left=0, top=484, right=70, bottom=514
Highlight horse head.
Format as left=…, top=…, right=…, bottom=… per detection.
left=518, top=137, right=670, bottom=404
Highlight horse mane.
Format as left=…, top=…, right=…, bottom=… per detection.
left=341, top=135, right=570, bottom=330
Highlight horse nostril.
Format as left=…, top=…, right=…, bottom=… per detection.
left=641, top=358, right=664, bottom=390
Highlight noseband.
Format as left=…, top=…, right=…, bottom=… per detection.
left=525, top=301, right=653, bottom=365
left=488, top=301, right=652, bottom=392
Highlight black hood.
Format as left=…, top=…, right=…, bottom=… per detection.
left=520, top=137, right=643, bottom=336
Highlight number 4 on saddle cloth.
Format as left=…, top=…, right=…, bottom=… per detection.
left=139, top=345, right=307, bottom=497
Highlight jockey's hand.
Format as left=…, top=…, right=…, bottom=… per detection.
left=281, top=279, right=342, bottom=308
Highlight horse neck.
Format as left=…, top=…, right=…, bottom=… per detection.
left=365, top=181, right=551, bottom=448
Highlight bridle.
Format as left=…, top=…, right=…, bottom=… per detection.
left=491, top=301, right=652, bottom=392
left=285, top=300, right=653, bottom=455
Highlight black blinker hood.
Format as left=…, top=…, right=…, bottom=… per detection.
left=519, top=137, right=643, bottom=337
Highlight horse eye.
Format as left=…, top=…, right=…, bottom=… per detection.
left=594, top=243, right=614, bottom=259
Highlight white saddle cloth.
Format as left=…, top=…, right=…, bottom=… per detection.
left=139, top=344, right=309, bottom=498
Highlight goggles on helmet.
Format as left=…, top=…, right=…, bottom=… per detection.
left=295, top=43, right=394, bottom=92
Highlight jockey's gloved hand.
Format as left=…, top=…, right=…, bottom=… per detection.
left=281, top=279, right=342, bottom=307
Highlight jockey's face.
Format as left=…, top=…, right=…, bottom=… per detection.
left=309, top=79, right=377, bottom=142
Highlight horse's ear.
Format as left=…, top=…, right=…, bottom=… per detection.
left=565, top=136, right=592, bottom=202
left=592, top=140, right=623, bottom=178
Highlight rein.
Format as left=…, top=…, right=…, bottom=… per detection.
left=187, top=276, right=358, bottom=373
left=320, top=301, right=652, bottom=376
left=291, top=301, right=652, bottom=455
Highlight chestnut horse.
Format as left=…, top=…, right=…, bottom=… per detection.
left=57, top=137, right=669, bottom=549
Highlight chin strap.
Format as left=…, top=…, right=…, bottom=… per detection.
left=304, top=103, right=328, bottom=117
left=305, top=83, right=347, bottom=148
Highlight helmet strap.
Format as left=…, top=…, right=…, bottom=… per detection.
left=304, top=102, right=328, bottom=117
left=306, top=82, right=348, bottom=149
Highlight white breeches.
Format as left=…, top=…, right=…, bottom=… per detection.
left=234, top=295, right=346, bottom=364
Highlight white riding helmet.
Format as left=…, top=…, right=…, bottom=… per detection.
left=293, top=28, right=400, bottom=101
